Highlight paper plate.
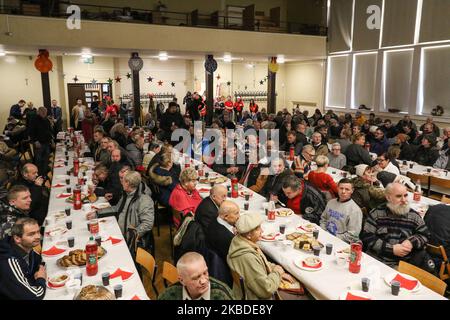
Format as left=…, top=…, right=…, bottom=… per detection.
left=294, top=258, right=324, bottom=271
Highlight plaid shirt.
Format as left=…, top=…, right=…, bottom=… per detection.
left=361, top=205, right=430, bottom=266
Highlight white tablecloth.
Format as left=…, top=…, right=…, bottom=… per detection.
left=42, top=143, right=149, bottom=300
left=189, top=156, right=446, bottom=300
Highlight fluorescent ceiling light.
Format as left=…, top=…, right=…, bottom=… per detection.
left=159, top=52, right=168, bottom=61
left=223, top=54, right=232, bottom=62
left=0, top=52, right=6, bottom=57
left=81, top=53, right=92, bottom=59
left=277, top=55, right=285, bottom=64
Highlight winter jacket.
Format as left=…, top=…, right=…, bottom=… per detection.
left=370, top=137, right=390, bottom=156
left=344, top=144, right=373, bottom=166
left=259, top=169, right=293, bottom=203
left=0, top=236, right=46, bottom=300
left=351, top=177, right=386, bottom=211
left=153, top=166, right=179, bottom=206
left=286, top=181, right=327, bottom=224
left=227, top=235, right=282, bottom=300
left=313, top=143, right=329, bottom=157
left=0, top=202, right=29, bottom=240
left=195, top=196, right=219, bottom=232
left=412, top=146, right=440, bottom=166
left=126, top=143, right=144, bottom=167
left=424, top=204, right=450, bottom=257
left=11, top=177, right=48, bottom=226
left=158, top=277, right=234, bottom=300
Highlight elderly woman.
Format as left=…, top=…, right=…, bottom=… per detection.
left=153, top=153, right=180, bottom=206
left=327, top=143, right=346, bottom=169
left=169, top=167, right=202, bottom=228
left=227, top=213, right=295, bottom=300
left=307, top=155, right=338, bottom=200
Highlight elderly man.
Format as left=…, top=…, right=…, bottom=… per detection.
left=126, top=132, right=145, bottom=167
left=158, top=252, right=234, bottom=300
left=205, top=200, right=240, bottom=263
left=320, top=179, right=362, bottom=243
left=327, top=143, right=346, bottom=170
left=311, top=132, right=328, bottom=157
left=195, top=185, right=227, bottom=231
left=94, top=171, right=154, bottom=252
left=91, top=164, right=122, bottom=205
left=361, top=183, right=432, bottom=270
left=0, top=186, right=32, bottom=240
left=29, top=107, right=53, bottom=176
left=0, top=218, right=46, bottom=300
left=282, top=175, right=326, bottom=224
left=292, top=144, right=315, bottom=178
left=12, top=164, right=48, bottom=225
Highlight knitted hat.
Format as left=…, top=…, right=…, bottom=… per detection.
left=235, top=212, right=263, bottom=234
left=355, top=164, right=369, bottom=177
left=377, top=171, right=397, bottom=187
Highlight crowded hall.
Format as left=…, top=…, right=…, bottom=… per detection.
left=0, top=0, right=449, bottom=304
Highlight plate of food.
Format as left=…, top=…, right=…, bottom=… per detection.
left=66, top=193, right=97, bottom=204
left=294, top=256, right=323, bottom=271
left=260, top=232, right=282, bottom=242
left=279, top=279, right=304, bottom=294
left=45, top=225, right=68, bottom=238
left=212, top=176, right=228, bottom=184
left=91, top=202, right=111, bottom=210
left=384, top=272, right=422, bottom=293
left=287, top=232, right=323, bottom=252
left=50, top=211, right=67, bottom=222
left=297, top=223, right=317, bottom=233
left=47, top=272, right=70, bottom=289
left=339, top=290, right=372, bottom=300
left=275, top=208, right=294, bottom=217
left=57, top=247, right=107, bottom=268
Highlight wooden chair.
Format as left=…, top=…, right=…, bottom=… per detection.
left=162, top=261, right=179, bottom=287
left=135, top=247, right=159, bottom=296
left=427, top=244, right=450, bottom=282
left=406, top=172, right=430, bottom=196
left=398, top=261, right=447, bottom=296
left=441, top=195, right=450, bottom=204
left=429, top=176, right=450, bottom=200
left=231, top=269, right=246, bottom=300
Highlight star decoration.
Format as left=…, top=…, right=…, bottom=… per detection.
left=91, top=79, right=97, bottom=85
left=115, top=76, right=122, bottom=83
left=226, top=81, right=231, bottom=86
left=259, top=80, right=264, bottom=85
left=72, top=75, right=79, bottom=83
left=107, top=78, right=113, bottom=85
left=126, top=72, right=131, bottom=79
left=158, top=80, right=163, bottom=86
left=245, top=86, right=248, bottom=90
left=171, top=82, right=175, bottom=87
left=216, top=74, right=221, bottom=80
left=147, top=76, right=153, bottom=82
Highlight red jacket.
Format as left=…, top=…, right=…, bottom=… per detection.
left=234, top=100, right=244, bottom=112
left=224, top=100, right=234, bottom=111
left=249, top=103, right=258, bottom=113
left=307, top=171, right=338, bottom=198
left=168, top=184, right=202, bottom=228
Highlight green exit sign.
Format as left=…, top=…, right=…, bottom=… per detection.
left=83, top=56, right=94, bottom=64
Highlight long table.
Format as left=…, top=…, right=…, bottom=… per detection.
left=187, top=156, right=446, bottom=300
left=42, top=139, right=149, bottom=300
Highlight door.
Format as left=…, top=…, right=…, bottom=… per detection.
left=67, top=84, right=85, bottom=128
left=243, top=4, right=255, bottom=30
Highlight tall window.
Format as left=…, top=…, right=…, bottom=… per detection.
left=326, top=55, right=349, bottom=108
left=352, top=53, right=377, bottom=109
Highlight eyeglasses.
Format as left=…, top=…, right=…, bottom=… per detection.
left=332, top=148, right=341, bottom=151
left=377, top=158, right=386, bottom=162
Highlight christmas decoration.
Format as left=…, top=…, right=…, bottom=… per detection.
left=158, top=80, right=163, bottom=86
left=72, top=75, right=79, bottom=83
left=259, top=80, right=264, bottom=85
left=147, top=76, right=153, bottom=82
left=226, top=81, right=231, bottom=86
left=204, top=55, right=218, bottom=73
left=34, top=50, right=53, bottom=73
left=91, top=79, right=97, bottom=85
left=126, top=72, right=131, bottom=79
left=107, top=78, right=113, bottom=85
left=171, top=82, right=175, bottom=87
left=115, top=76, right=122, bottom=83
left=216, top=74, right=221, bottom=80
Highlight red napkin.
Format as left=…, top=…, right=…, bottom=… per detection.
left=42, top=246, right=66, bottom=256
left=346, top=292, right=370, bottom=300
left=262, top=233, right=281, bottom=241
left=105, top=236, right=122, bottom=245
left=198, top=188, right=210, bottom=193
left=54, top=164, right=65, bottom=168
left=57, top=193, right=71, bottom=198
left=110, top=268, right=134, bottom=281
left=135, top=165, right=145, bottom=172
left=392, top=274, right=418, bottom=290
left=302, top=261, right=322, bottom=269
left=52, top=184, right=66, bottom=188
left=47, top=281, right=65, bottom=289
left=131, top=295, right=141, bottom=300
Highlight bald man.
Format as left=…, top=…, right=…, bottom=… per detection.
left=361, top=183, right=432, bottom=270
left=12, top=164, right=48, bottom=225
left=158, top=252, right=234, bottom=300
left=195, top=185, right=227, bottom=231
left=205, top=200, right=240, bottom=263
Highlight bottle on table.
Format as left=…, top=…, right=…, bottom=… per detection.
left=85, top=236, right=98, bottom=276
left=73, top=158, right=80, bottom=176
left=231, top=174, right=238, bottom=198
left=349, top=241, right=362, bottom=274
left=267, top=201, right=276, bottom=221
left=413, top=180, right=422, bottom=202
left=73, top=186, right=82, bottom=210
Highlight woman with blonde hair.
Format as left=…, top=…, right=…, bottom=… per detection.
left=307, top=155, right=338, bottom=199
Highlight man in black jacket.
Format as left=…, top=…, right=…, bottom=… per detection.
left=12, top=164, right=48, bottom=226
left=195, top=185, right=227, bottom=231
left=344, top=133, right=373, bottom=167
left=0, top=218, right=46, bottom=300
left=186, top=92, right=201, bottom=122
left=205, top=200, right=240, bottom=263
left=412, top=135, right=439, bottom=166
left=159, top=103, right=185, bottom=144
left=424, top=204, right=450, bottom=257
left=260, top=158, right=293, bottom=204
left=282, top=175, right=326, bottom=224
left=29, top=107, right=53, bottom=176
left=92, top=164, right=122, bottom=206
left=280, top=131, right=303, bottom=156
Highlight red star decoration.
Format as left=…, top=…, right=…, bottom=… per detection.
left=216, top=74, right=221, bottom=80
left=115, top=76, right=122, bottom=83
left=157, top=80, right=163, bottom=86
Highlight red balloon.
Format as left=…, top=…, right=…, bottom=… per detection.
left=35, top=56, right=53, bottom=73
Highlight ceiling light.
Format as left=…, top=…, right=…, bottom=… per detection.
left=223, top=54, right=232, bottom=63
left=0, top=51, right=6, bottom=57
left=81, top=53, right=92, bottom=59
left=277, top=55, right=285, bottom=64
left=159, top=52, right=168, bottom=61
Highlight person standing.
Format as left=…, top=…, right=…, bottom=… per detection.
left=9, top=100, right=26, bottom=120
left=29, top=107, right=53, bottom=176
left=49, top=100, right=62, bottom=136
left=72, top=98, right=87, bottom=130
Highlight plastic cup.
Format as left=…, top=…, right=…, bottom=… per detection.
left=409, top=163, right=414, bottom=169
left=427, top=168, right=431, bottom=173
left=205, top=172, right=209, bottom=178
left=244, top=202, right=249, bottom=211
left=67, top=236, right=75, bottom=248
left=114, top=284, right=123, bottom=298
left=391, top=280, right=400, bottom=296
left=244, top=194, right=250, bottom=201
left=65, top=179, right=70, bottom=185
left=66, top=186, right=72, bottom=193
left=102, top=272, right=110, bottom=286
left=326, top=243, right=333, bottom=255
left=95, top=235, right=102, bottom=246
left=279, top=224, right=286, bottom=234
left=74, top=273, right=83, bottom=285
left=64, top=161, right=68, bottom=166
left=313, top=246, right=321, bottom=256
left=66, top=220, right=72, bottom=230
left=362, top=277, right=370, bottom=292
left=313, top=229, right=319, bottom=239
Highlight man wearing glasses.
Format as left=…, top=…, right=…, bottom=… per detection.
left=328, top=143, right=346, bottom=170
left=376, top=153, right=400, bottom=176
left=370, top=129, right=390, bottom=156
left=292, top=145, right=315, bottom=179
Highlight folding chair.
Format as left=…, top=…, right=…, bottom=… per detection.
left=162, top=261, right=179, bottom=287
left=135, top=247, right=159, bottom=296
left=427, top=244, right=450, bottom=282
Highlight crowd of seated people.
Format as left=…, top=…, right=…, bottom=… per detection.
left=1, top=94, right=449, bottom=300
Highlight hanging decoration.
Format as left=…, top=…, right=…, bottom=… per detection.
left=147, top=76, right=153, bottom=82
left=126, top=72, right=132, bottom=79
left=216, top=74, right=221, bottom=80
left=226, top=81, right=231, bottom=86
left=157, top=80, right=163, bottom=86
left=204, top=55, right=218, bottom=74
left=107, top=78, right=113, bottom=85
left=34, top=50, right=53, bottom=73
left=259, top=80, right=264, bottom=85
left=171, top=82, right=175, bottom=87
left=91, top=79, right=97, bottom=85
left=128, top=52, right=144, bottom=72
left=268, top=57, right=279, bottom=73
left=115, top=76, right=122, bottom=83
left=72, top=75, right=79, bottom=83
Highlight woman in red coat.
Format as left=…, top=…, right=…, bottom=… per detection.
left=249, top=98, right=259, bottom=116
left=168, top=167, right=202, bottom=228
left=234, top=96, right=244, bottom=123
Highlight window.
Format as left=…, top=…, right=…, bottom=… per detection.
left=352, top=53, right=377, bottom=109
left=326, top=55, right=349, bottom=108
left=381, top=49, right=414, bottom=112
left=419, top=45, right=450, bottom=115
